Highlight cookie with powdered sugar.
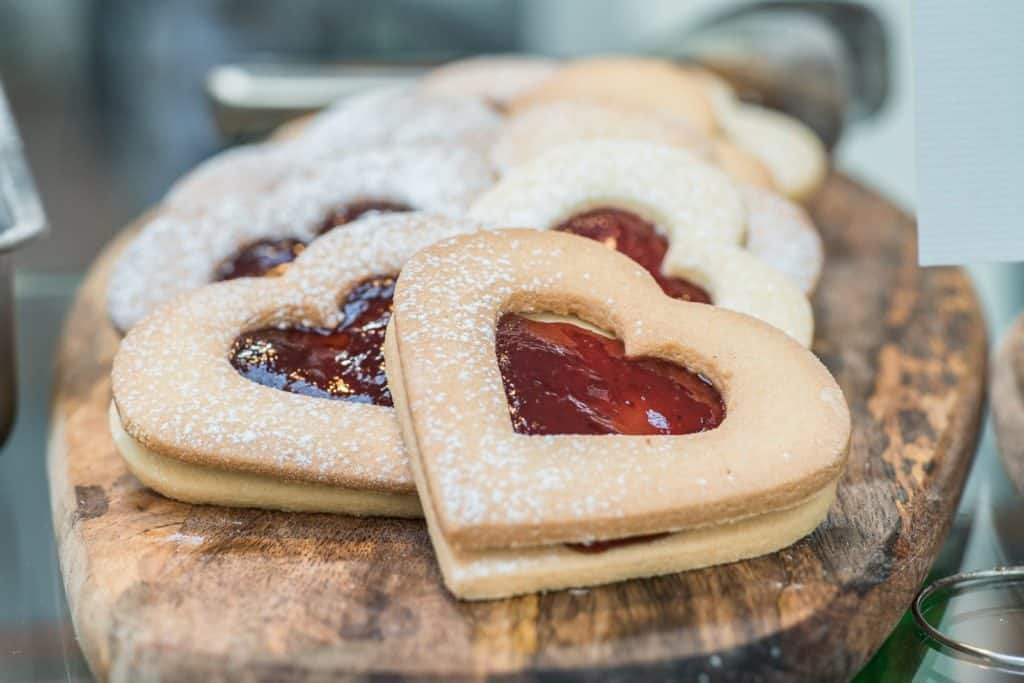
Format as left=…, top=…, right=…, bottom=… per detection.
left=163, top=86, right=502, bottom=212
left=419, top=54, right=558, bottom=109
left=108, top=143, right=495, bottom=332
left=109, top=213, right=486, bottom=517
left=469, top=139, right=814, bottom=346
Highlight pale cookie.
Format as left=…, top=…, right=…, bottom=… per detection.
left=110, top=213, right=485, bottom=516
left=491, top=100, right=714, bottom=172
left=470, top=140, right=814, bottom=345
left=419, top=54, right=559, bottom=109
left=108, top=143, right=494, bottom=332
left=163, top=143, right=297, bottom=213
left=164, top=87, right=500, bottom=212
left=471, top=140, right=746, bottom=244
left=712, top=138, right=775, bottom=189
left=694, top=70, right=827, bottom=200
left=509, top=56, right=717, bottom=135
left=296, top=86, right=502, bottom=160
left=384, top=229, right=850, bottom=599
left=742, top=184, right=824, bottom=294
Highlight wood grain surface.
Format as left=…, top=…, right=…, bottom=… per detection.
left=992, top=313, right=1024, bottom=493
left=48, top=174, right=987, bottom=682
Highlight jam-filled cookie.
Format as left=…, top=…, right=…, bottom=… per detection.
left=419, top=54, right=558, bottom=110
left=164, top=87, right=502, bottom=212
left=508, top=56, right=718, bottom=135
left=108, top=144, right=494, bottom=332
left=691, top=69, right=828, bottom=201
left=383, top=229, right=850, bottom=599
left=470, top=140, right=815, bottom=344
left=491, top=100, right=714, bottom=172
left=110, top=213, right=485, bottom=516
left=492, top=99, right=775, bottom=190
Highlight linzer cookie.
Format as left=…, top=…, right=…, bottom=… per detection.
left=470, top=140, right=815, bottom=344
left=383, top=229, right=850, bottom=599
left=508, top=56, right=718, bottom=135
left=691, top=68, right=828, bottom=201
left=493, top=99, right=773, bottom=190
left=107, top=144, right=494, bottom=332
left=165, top=87, right=502, bottom=212
left=109, top=213, right=486, bottom=516
left=419, top=55, right=558, bottom=110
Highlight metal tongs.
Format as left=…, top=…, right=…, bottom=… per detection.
left=0, top=82, right=47, bottom=446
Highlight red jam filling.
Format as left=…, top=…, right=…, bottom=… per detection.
left=214, top=238, right=305, bottom=281
left=566, top=532, right=671, bottom=554
left=496, top=314, right=725, bottom=437
left=554, top=208, right=712, bottom=304
left=215, top=200, right=411, bottom=281
left=230, top=274, right=396, bottom=406
left=497, top=313, right=724, bottom=555
left=316, top=199, right=412, bottom=235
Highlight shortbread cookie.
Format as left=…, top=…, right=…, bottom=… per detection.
left=492, top=100, right=776, bottom=191
left=742, top=184, right=824, bottom=294
left=384, top=229, right=850, bottom=599
left=108, top=143, right=494, bottom=332
left=509, top=56, right=717, bottom=135
left=296, top=86, right=502, bottom=159
left=693, top=69, right=827, bottom=200
left=419, top=55, right=558, bottom=109
left=469, top=140, right=814, bottom=345
left=110, top=213, right=485, bottom=516
left=163, top=143, right=296, bottom=212
left=491, top=100, right=714, bottom=172
left=164, top=87, right=501, bottom=212
left=711, top=138, right=775, bottom=189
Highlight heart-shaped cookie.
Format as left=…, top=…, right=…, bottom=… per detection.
left=419, top=55, right=558, bottom=110
left=691, top=68, right=828, bottom=201
left=492, top=98, right=774, bottom=190
left=110, top=213, right=485, bottom=517
left=508, top=56, right=718, bottom=135
left=469, top=140, right=816, bottom=344
left=108, top=143, right=494, bottom=332
left=384, top=228, right=849, bottom=598
left=165, top=87, right=501, bottom=213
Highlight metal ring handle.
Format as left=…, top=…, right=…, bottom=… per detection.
left=912, top=566, right=1024, bottom=670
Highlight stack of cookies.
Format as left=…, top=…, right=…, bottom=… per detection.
left=107, top=55, right=850, bottom=600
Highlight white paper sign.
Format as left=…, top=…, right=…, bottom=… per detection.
left=913, top=2, right=1024, bottom=265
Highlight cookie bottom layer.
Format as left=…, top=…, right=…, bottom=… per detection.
left=108, top=402, right=421, bottom=518
left=385, top=329, right=838, bottom=600
left=435, top=481, right=834, bottom=600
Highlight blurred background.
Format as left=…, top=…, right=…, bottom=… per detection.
left=1, top=1, right=1021, bottom=681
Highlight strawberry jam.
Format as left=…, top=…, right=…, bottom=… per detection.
left=230, top=274, right=396, bottom=406
left=566, top=532, right=670, bottom=554
left=554, top=208, right=712, bottom=303
left=214, top=238, right=305, bottom=281
left=496, top=314, right=724, bottom=436
left=496, top=313, right=724, bottom=554
left=316, top=199, right=411, bottom=235
left=215, top=201, right=410, bottom=281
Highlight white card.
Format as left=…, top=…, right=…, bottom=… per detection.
left=913, top=2, right=1024, bottom=266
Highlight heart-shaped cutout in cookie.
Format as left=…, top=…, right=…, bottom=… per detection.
left=385, top=228, right=850, bottom=551
left=496, top=313, right=724, bottom=435
left=231, top=273, right=396, bottom=405
left=553, top=207, right=712, bottom=303
left=469, top=140, right=816, bottom=346
left=111, top=213, right=484, bottom=518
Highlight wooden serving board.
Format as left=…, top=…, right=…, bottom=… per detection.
left=992, top=313, right=1024, bottom=493
left=49, top=174, right=987, bottom=682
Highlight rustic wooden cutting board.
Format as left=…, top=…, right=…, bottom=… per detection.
left=48, top=174, right=987, bottom=682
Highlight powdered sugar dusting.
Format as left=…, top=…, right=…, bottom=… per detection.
left=112, top=213, right=488, bottom=492
left=108, top=143, right=495, bottom=332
